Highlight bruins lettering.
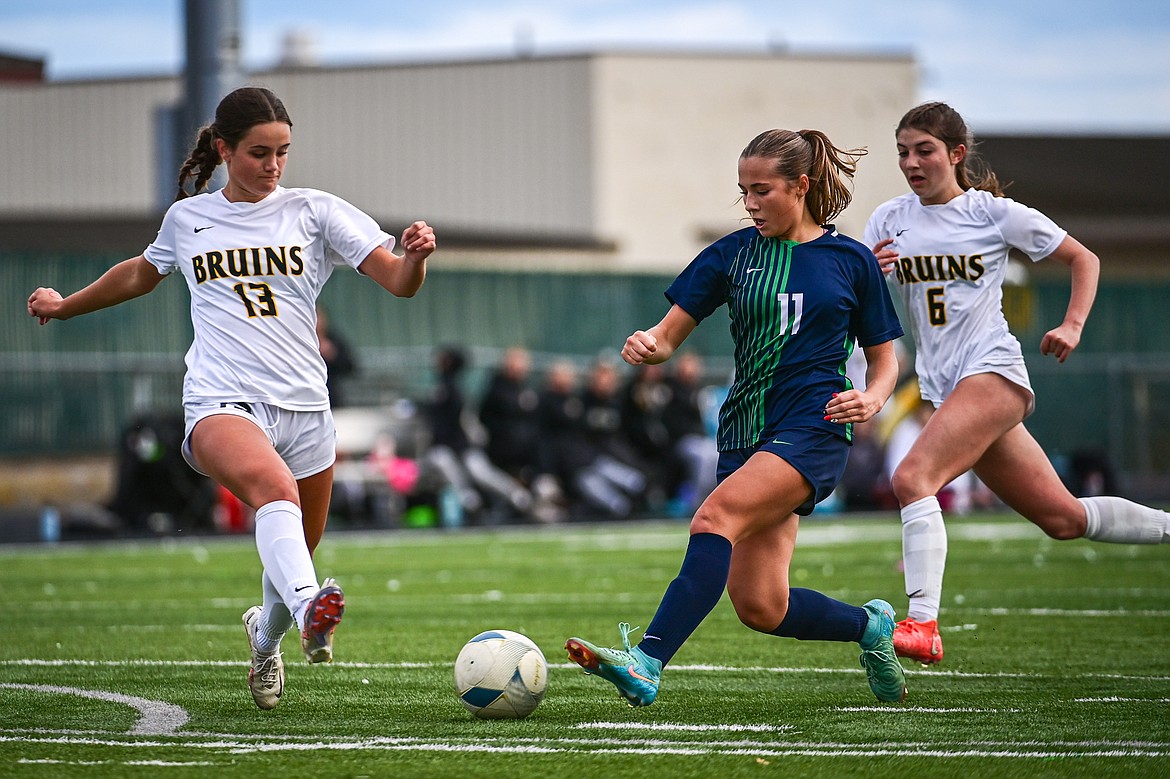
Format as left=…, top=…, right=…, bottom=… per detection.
left=192, top=245, right=305, bottom=284
left=892, top=254, right=984, bottom=285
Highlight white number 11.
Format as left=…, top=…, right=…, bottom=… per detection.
left=777, top=292, right=803, bottom=334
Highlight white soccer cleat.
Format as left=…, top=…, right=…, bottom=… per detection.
left=243, top=606, right=285, bottom=710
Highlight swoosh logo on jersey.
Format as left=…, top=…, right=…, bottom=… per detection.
left=895, top=228, right=909, bottom=236
left=194, top=225, right=215, bottom=233
left=746, top=267, right=763, bottom=274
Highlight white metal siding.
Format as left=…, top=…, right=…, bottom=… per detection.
left=225, top=59, right=596, bottom=239
left=0, top=52, right=915, bottom=271
left=0, top=78, right=179, bottom=215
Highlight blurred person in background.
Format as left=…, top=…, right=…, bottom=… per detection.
left=315, top=304, right=358, bottom=408
left=478, top=347, right=544, bottom=485
left=540, top=360, right=645, bottom=519
left=620, top=361, right=679, bottom=511
left=664, top=352, right=720, bottom=514
left=423, top=345, right=533, bottom=523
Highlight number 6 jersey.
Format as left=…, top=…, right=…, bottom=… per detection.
left=144, top=186, right=392, bottom=410
left=863, top=189, right=1066, bottom=404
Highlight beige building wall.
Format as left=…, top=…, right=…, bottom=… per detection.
left=0, top=50, right=916, bottom=272
left=590, top=53, right=916, bottom=271
left=0, top=77, right=178, bottom=215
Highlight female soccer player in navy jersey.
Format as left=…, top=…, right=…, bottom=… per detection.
left=566, top=128, right=909, bottom=705
left=27, top=86, right=436, bottom=710
left=865, top=102, right=1170, bottom=666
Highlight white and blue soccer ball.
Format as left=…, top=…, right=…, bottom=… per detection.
left=454, top=629, right=548, bottom=719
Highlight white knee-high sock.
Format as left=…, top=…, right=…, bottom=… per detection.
left=254, top=500, right=318, bottom=629
left=1079, top=497, right=1168, bottom=544
left=901, top=496, right=947, bottom=622
left=254, top=572, right=294, bottom=654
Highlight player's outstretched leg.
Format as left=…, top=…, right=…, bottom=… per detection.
left=301, top=578, right=345, bottom=664
left=893, top=617, right=944, bottom=665
left=859, top=599, right=908, bottom=703
left=243, top=606, right=285, bottom=710
left=565, top=622, right=662, bottom=707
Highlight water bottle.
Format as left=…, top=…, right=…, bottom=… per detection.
left=438, top=486, right=464, bottom=529
left=40, top=506, right=61, bottom=543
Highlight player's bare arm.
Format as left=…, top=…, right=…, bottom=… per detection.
left=28, top=255, right=166, bottom=325
left=358, top=220, right=436, bottom=298
left=1040, top=235, right=1099, bottom=363
left=622, top=304, right=697, bottom=366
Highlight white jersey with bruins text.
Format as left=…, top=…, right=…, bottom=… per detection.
left=864, top=188, right=1066, bottom=404
left=145, top=186, right=392, bottom=410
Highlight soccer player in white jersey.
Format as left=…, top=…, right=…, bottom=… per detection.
left=27, top=87, right=436, bottom=709
left=864, top=101, right=1169, bottom=666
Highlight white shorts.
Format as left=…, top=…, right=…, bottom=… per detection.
left=918, top=330, right=1036, bottom=418
left=182, top=401, right=337, bottom=480
left=923, top=358, right=1035, bottom=418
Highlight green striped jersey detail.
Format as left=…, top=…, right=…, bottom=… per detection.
left=723, top=238, right=797, bottom=448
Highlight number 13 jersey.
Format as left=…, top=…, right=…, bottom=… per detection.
left=144, top=186, right=392, bottom=410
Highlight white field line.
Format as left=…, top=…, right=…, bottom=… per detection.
left=576, top=721, right=792, bottom=732
left=0, top=683, right=188, bottom=735
left=1, top=732, right=1167, bottom=760
left=24, top=595, right=1170, bottom=613
left=4, top=657, right=1170, bottom=682
left=1075, top=697, right=1170, bottom=703
left=18, top=759, right=219, bottom=767
left=0, top=517, right=1051, bottom=560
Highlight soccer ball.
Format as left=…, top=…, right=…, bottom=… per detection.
left=454, top=629, right=548, bottom=719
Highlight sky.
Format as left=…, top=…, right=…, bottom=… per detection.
left=1, top=0, right=1168, bottom=134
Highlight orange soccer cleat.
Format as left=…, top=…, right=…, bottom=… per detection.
left=893, top=618, right=944, bottom=665
left=301, top=578, right=345, bottom=664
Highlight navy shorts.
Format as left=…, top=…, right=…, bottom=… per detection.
left=716, top=427, right=850, bottom=516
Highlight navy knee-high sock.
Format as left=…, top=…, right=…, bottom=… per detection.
left=769, top=587, right=868, bottom=642
left=638, top=532, right=733, bottom=666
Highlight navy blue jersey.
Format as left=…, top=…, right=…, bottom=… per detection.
left=665, top=226, right=903, bottom=451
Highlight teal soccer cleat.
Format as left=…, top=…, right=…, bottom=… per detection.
left=859, top=599, right=908, bottom=703
left=565, top=622, right=662, bottom=707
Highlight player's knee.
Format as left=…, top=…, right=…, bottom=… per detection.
left=245, top=472, right=300, bottom=509
left=731, top=595, right=785, bottom=633
left=1034, top=512, right=1085, bottom=541
left=890, top=466, right=928, bottom=506
left=690, top=500, right=734, bottom=538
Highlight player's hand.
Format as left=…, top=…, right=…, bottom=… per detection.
left=401, top=220, right=436, bottom=263
left=871, top=238, right=899, bottom=274
left=28, top=287, right=64, bottom=325
left=1039, top=322, right=1082, bottom=363
left=823, top=389, right=882, bottom=424
left=622, top=330, right=657, bottom=365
